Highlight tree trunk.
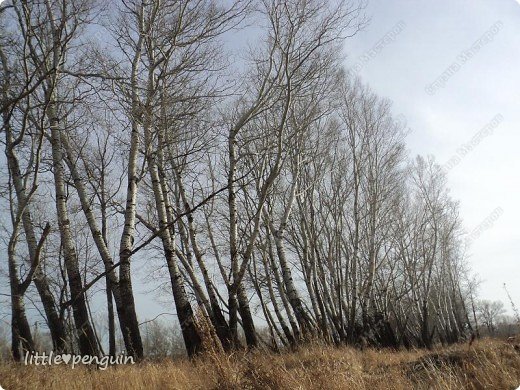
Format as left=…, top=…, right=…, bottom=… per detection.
left=117, top=118, right=144, bottom=358
left=8, top=237, right=34, bottom=361
left=4, top=120, right=67, bottom=353
left=272, top=227, right=314, bottom=339
left=268, top=177, right=315, bottom=339
left=144, top=121, right=203, bottom=356
left=106, top=278, right=116, bottom=357
left=48, top=101, right=99, bottom=357
left=175, top=169, right=232, bottom=350
left=62, top=133, right=142, bottom=358
left=237, top=282, right=258, bottom=348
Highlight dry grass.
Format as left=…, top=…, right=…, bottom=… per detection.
left=1, top=338, right=519, bottom=389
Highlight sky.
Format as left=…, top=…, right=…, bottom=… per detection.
left=343, top=0, right=520, bottom=310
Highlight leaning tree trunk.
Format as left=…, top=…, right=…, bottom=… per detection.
left=227, top=130, right=241, bottom=348
left=117, top=117, right=145, bottom=359
left=62, top=133, right=142, bottom=358
left=7, top=236, right=34, bottom=361
left=268, top=177, right=315, bottom=339
left=361, top=194, right=378, bottom=333
left=174, top=169, right=232, bottom=351
left=349, top=161, right=361, bottom=342
left=5, top=120, right=67, bottom=353
left=32, top=271, right=67, bottom=352
left=260, top=242, right=296, bottom=345
left=144, top=117, right=203, bottom=356
left=227, top=129, right=259, bottom=349
left=100, top=188, right=116, bottom=357
left=266, top=229, right=300, bottom=339
left=237, top=282, right=258, bottom=348
left=48, top=100, right=99, bottom=357
left=10, top=295, right=34, bottom=361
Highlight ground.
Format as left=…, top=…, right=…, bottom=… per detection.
left=1, top=338, right=519, bottom=389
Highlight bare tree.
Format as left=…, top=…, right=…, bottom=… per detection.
left=477, top=300, right=506, bottom=335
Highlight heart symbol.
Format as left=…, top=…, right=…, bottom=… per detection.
left=61, top=354, right=71, bottom=364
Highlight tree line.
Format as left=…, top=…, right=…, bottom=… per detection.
left=0, top=0, right=483, bottom=361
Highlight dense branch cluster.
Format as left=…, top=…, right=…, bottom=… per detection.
left=1, top=0, right=478, bottom=360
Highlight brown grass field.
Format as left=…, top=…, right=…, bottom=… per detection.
left=1, top=338, right=519, bottom=389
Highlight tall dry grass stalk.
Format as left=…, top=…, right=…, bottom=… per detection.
left=0, top=338, right=519, bottom=389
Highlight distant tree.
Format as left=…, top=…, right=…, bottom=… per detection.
left=142, top=319, right=185, bottom=359
left=477, top=300, right=506, bottom=335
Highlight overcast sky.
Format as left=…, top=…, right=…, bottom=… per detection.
left=344, top=0, right=520, bottom=310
